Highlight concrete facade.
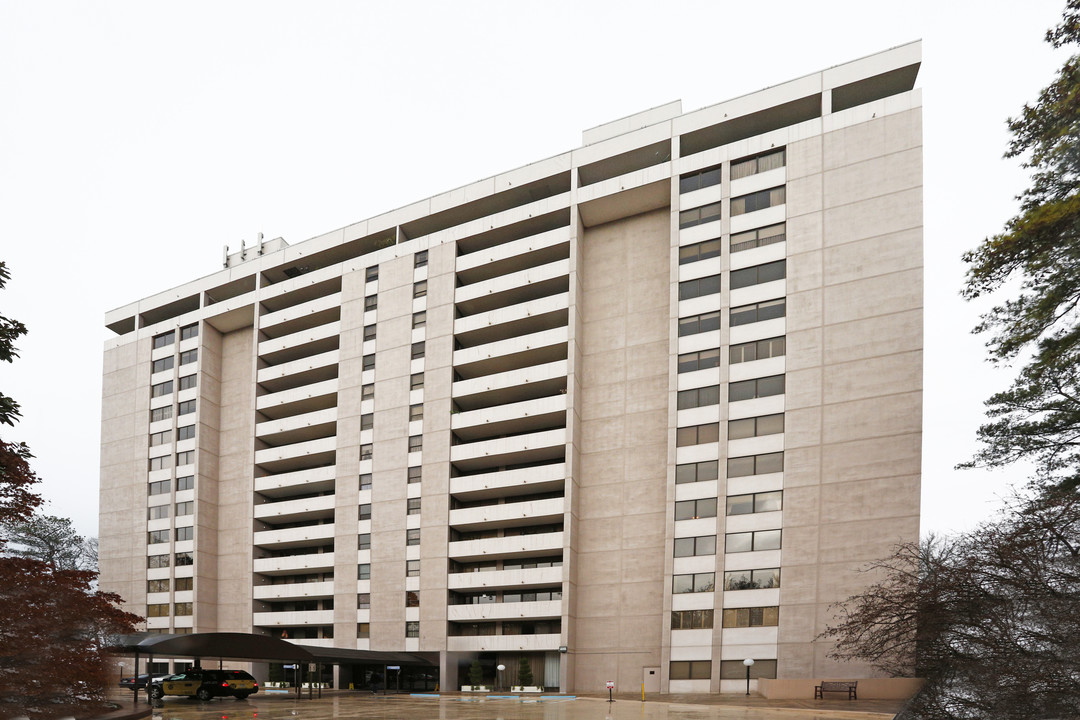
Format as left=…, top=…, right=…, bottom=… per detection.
left=99, top=43, right=922, bottom=694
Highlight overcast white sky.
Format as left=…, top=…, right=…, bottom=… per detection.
left=0, top=1, right=1069, bottom=539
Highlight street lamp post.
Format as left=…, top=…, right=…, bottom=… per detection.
left=497, top=664, right=505, bottom=692
left=743, top=658, right=755, bottom=696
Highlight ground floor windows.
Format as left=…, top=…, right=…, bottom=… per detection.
left=670, top=660, right=711, bottom=680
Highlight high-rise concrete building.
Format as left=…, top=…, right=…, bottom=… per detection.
left=100, top=43, right=922, bottom=694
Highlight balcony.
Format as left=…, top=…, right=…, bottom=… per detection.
left=455, top=259, right=570, bottom=317
left=254, top=494, right=335, bottom=524
left=258, top=321, right=341, bottom=366
left=452, top=360, right=568, bottom=411
left=253, top=581, right=334, bottom=602
left=256, top=379, right=338, bottom=421
left=447, top=600, right=561, bottom=622
left=455, top=227, right=571, bottom=286
left=256, top=407, right=338, bottom=446
left=448, top=531, right=563, bottom=562
left=254, top=437, right=337, bottom=474
left=253, top=523, right=335, bottom=550
left=252, top=609, right=334, bottom=626
left=448, top=565, right=563, bottom=591
left=453, top=327, right=568, bottom=381
left=450, top=462, right=565, bottom=501
left=452, top=395, right=566, bottom=442
left=260, top=292, right=343, bottom=339
left=254, top=466, right=336, bottom=498
left=454, top=294, right=569, bottom=349
left=449, top=497, right=564, bottom=532
left=254, top=552, right=335, bottom=575
left=447, top=634, right=561, bottom=653
left=256, top=350, right=340, bottom=394
left=450, top=428, right=566, bottom=472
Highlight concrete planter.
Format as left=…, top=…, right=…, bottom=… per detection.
left=511, top=686, right=543, bottom=693
left=461, top=685, right=490, bottom=692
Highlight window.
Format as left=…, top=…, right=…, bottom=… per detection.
left=147, top=603, right=170, bottom=617
left=407, top=528, right=420, bottom=546
left=357, top=623, right=370, bottom=638
left=360, top=444, right=373, bottom=461
left=180, top=323, right=198, bottom=341
left=409, top=404, right=423, bottom=422
left=410, top=373, right=424, bottom=390
left=178, top=399, right=196, bottom=416
left=175, top=526, right=193, bottom=542
left=405, top=621, right=420, bottom=638
left=675, top=460, right=719, bottom=484
left=178, top=374, right=196, bottom=391
left=366, top=266, right=379, bottom=282
left=678, top=274, right=721, bottom=301
left=151, top=381, right=173, bottom=398
left=148, top=530, right=170, bottom=544
left=148, top=479, right=171, bottom=495
left=676, top=423, right=719, bottom=447
left=724, top=568, right=780, bottom=590
left=176, top=450, right=194, bottom=466
left=149, top=430, right=171, bottom=447
left=730, top=336, right=785, bottom=365
left=175, top=577, right=193, bottom=591
left=152, top=356, right=174, bottom=374
left=730, top=298, right=786, bottom=326
left=414, top=250, right=428, bottom=268
left=407, top=466, right=422, bottom=484
left=406, top=559, right=420, bottom=577
left=177, top=425, right=195, bottom=441
left=413, top=280, right=427, bottom=298
left=359, top=504, right=371, bottom=521
left=727, top=491, right=783, bottom=515
left=670, top=661, right=711, bottom=680
left=671, top=609, right=714, bottom=630
left=364, top=295, right=378, bottom=311
left=731, top=223, right=786, bottom=253
left=358, top=533, right=371, bottom=550
left=730, top=148, right=786, bottom=181
left=148, top=579, right=170, bottom=593
left=176, top=475, right=194, bottom=491
left=722, top=606, right=779, bottom=628
left=406, top=591, right=420, bottom=607
left=678, top=348, right=720, bottom=373
left=358, top=593, right=370, bottom=609
left=412, top=311, right=426, bottom=329
left=408, top=435, right=423, bottom=453
left=148, top=505, right=169, bottom=520
left=731, top=186, right=786, bottom=216
left=679, top=238, right=722, bottom=265
left=726, top=529, right=782, bottom=553
left=720, top=660, right=776, bottom=680
left=407, top=498, right=421, bottom=515
left=679, top=164, right=722, bottom=194
left=179, top=349, right=198, bottom=366
left=678, top=310, right=721, bottom=337
left=674, top=498, right=718, bottom=520
left=729, top=375, right=785, bottom=402
left=362, top=383, right=374, bottom=400
left=151, top=406, right=173, bottom=422
left=363, top=324, right=377, bottom=342
left=362, top=354, right=375, bottom=371
left=152, top=331, right=175, bottom=349
left=677, top=385, right=719, bottom=410
left=727, top=452, right=784, bottom=478
left=359, top=473, right=372, bottom=490
left=411, top=342, right=425, bottom=360
left=175, top=501, right=193, bottom=516
left=174, top=552, right=193, bottom=566
left=728, top=414, right=784, bottom=440
left=147, top=554, right=170, bottom=568
left=358, top=564, right=370, bottom=580
left=731, top=260, right=786, bottom=290
left=679, top=202, right=722, bottom=229
left=149, top=456, right=171, bottom=472
left=360, top=414, right=373, bottom=431
left=673, top=535, right=716, bottom=557
left=174, top=602, right=192, bottom=616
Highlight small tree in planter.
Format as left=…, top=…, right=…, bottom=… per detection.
left=516, top=656, right=534, bottom=689
left=466, top=660, right=485, bottom=691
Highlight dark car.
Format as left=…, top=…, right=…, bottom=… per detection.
left=118, top=674, right=168, bottom=689
left=148, top=669, right=258, bottom=701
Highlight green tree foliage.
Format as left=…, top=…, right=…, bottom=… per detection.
left=822, top=493, right=1080, bottom=719
left=0, top=262, right=40, bottom=529
left=962, top=1, right=1080, bottom=490
left=2, top=513, right=97, bottom=571
left=516, top=656, right=534, bottom=687
left=467, top=660, right=484, bottom=688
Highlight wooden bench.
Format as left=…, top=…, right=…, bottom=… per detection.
left=814, top=681, right=857, bottom=700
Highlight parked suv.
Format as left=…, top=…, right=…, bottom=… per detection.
left=148, top=669, right=258, bottom=701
